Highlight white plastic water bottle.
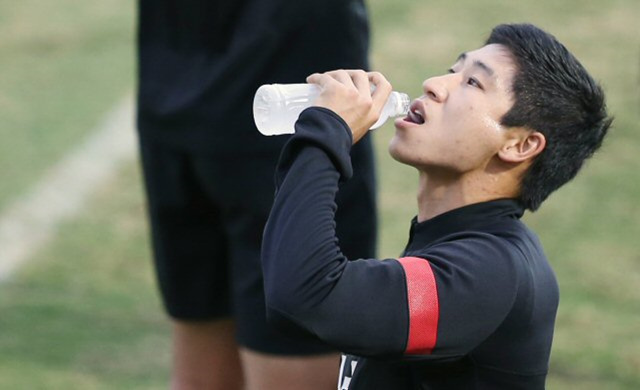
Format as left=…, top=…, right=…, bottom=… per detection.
left=253, top=83, right=410, bottom=136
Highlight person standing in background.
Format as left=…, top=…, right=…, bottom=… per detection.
left=136, top=1, right=377, bottom=389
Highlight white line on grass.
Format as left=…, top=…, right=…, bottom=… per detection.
left=0, top=96, right=136, bottom=281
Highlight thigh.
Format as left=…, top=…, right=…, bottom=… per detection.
left=240, top=347, right=340, bottom=390
left=171, top=319, right=243, bottom=389
left=139, top=137, right=231, bottom=320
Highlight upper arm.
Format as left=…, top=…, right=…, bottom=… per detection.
left=274, top=236, right=520, bottom=359
left=402, top=236, right=521, bottom=358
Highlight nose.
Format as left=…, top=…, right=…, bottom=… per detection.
left=421, top=74, right=450, bottom=103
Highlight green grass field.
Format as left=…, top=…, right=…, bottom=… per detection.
left=1, top=0, right=638, bottom=388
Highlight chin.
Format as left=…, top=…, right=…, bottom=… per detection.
left=388, top=140, right=414, bottom=166
left=388, top=136, right=403, bottom=161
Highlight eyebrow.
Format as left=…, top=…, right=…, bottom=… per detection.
left=456, top=52, right=495, bottom=77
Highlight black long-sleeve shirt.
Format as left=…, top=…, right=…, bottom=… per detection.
left=262, top=107, right=559, bottom=389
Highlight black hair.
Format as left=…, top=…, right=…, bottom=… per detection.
left=486, top=23, right=613, bottom=211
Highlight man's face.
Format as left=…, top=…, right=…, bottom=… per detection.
left=389, top=43, right=518, bottom=176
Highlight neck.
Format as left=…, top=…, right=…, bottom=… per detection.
left=416, top=168, right=519, bottom=222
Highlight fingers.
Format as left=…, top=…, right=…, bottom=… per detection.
left=330, top=70, right=358, bottom=90
left=369, top=71, right=392, bottom=113
left=315, top=70, right=389, bottom=98
left=349, top=70, right=372, bottom=96
left=306, top=72, right=336, bottom=89
left=307, top=69, right=369, bottom=94
left=304, top=69, right=392, bottom=144
left=305, top=73, right=319, bottom=85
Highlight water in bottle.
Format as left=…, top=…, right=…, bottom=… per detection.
left=253, top=83, right=410, bottom=136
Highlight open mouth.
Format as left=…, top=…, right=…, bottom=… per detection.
left=405, top=108, right=425, bottom=124
left=403, top=101, right=426, bottom=124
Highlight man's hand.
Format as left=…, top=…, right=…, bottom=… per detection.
left=306, top=70, right=392, bottom=144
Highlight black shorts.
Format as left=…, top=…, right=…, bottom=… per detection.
left=138, top=134, right=377, bottom=355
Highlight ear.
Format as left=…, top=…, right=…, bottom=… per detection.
left=498, top=130, right=546, bottom=163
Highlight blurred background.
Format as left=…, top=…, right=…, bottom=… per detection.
left=0, top=0, right=638, bottom=388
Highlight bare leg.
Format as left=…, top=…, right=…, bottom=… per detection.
left=171, top=319, right=243, bottom=390
left=240, top=347, right=340, bottom=390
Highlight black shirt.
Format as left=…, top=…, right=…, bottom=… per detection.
left=137, top=0, right=370, bottom=154
left=262, top=108, right=560, bottom=389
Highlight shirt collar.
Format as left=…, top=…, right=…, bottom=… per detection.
left=405, top=198, right=525, bottom=251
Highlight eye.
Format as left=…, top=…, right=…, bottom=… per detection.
left=447, top=68, right=455, bottom=74
left=467, top=77, right=483, bottom=89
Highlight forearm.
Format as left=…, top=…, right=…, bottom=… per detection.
left=261, top=108, right=410, bottom=356
left=262, top=107, right=353, bottom=314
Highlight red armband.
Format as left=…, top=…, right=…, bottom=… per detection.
left=397, top=256, right=439, bottom=355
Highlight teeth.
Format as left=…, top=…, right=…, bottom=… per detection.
left=409, top=109, right=424, bottom=124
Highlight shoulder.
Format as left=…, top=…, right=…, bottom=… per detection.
left=405, top=222, right=553, bottom=289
